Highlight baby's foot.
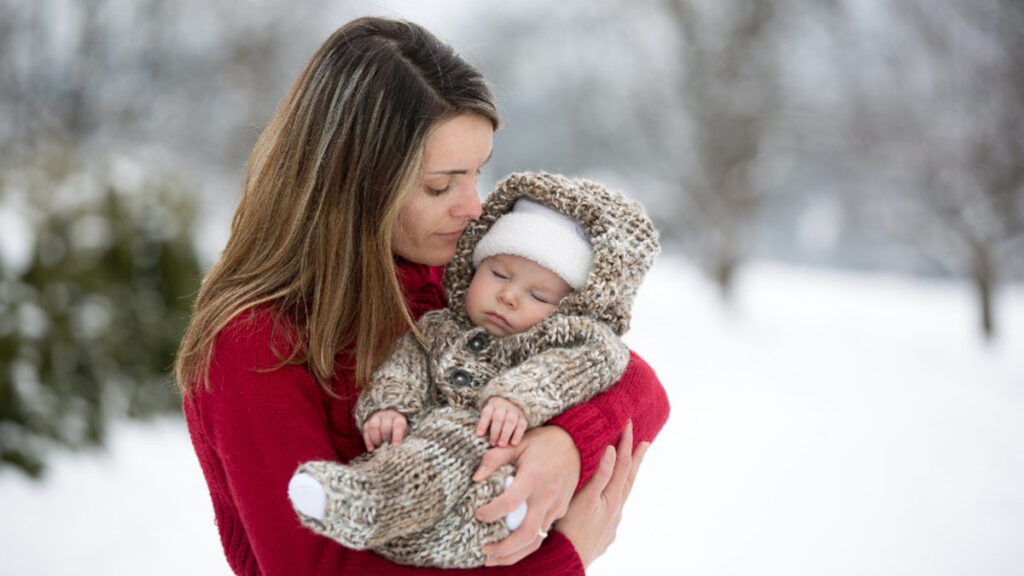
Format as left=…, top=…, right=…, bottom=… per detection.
left=288, top=472, right=326, bottom=521
left=289, top=461, right=383, bottom=549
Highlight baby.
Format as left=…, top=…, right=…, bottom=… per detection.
left=289, top=172, right=660, bottom=568
left=367, top=198, right=590, bottom=454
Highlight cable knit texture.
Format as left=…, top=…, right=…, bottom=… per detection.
left=183, top=264, right=669, bottom=575
left=292, top=173, right=660, bottom=567
left=446, top=172, right=661, bottom=336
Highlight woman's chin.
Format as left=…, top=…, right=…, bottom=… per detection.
left=422, top=250, right=456, bottom=267
left=395, top=246, right=456, bottom=267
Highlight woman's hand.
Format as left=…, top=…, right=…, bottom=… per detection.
left=472, top=425, right=581, bottom=566
left=554, top=421, right=649, bottom=568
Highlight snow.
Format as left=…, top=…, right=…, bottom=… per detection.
left=1, top=256, right=1021, bottom=576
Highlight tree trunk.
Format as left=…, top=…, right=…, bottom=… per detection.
left=711, top=247, right=739, bottom=303
left=971, top=244, right=996, bottom=341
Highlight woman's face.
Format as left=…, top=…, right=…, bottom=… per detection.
left=393, top=114, right=494, bottom=267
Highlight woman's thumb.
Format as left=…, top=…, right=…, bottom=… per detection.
left=472, top=445, right=515, bottom=482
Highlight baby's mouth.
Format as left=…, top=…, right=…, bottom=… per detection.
left=486, top=312, right=512, bottom=330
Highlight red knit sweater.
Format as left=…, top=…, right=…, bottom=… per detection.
left=183, top=260, right=670, bottom=576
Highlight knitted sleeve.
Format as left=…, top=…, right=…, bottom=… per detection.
left=353, top=312, right=444, bottom=428
left=477, top=318, right=629, bottom=428
left=548, top=350, right=670, bottom=491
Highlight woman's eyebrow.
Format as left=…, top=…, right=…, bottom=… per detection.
left=427, top=150, right=493, bottom=175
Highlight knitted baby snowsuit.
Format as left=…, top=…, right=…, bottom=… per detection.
left=291, top=172, right=660, bottom=568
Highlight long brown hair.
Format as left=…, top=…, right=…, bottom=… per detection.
left=176, top=17, right=499, bottom=394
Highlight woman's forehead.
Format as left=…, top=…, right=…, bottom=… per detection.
left=422, top=114, right=493, bottom=173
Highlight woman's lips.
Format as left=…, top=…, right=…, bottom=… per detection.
left=437, top=228, right=465, bottom=241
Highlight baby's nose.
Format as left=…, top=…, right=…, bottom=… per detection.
left=498, top=287, right=518, bottom=308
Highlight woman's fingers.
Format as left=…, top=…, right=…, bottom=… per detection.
left=472, top=444, right=516, bottom=482
left=623, top=441, right=649, bottom=501
left=548, top=421, right=647, bottom=569
left=581, top=445, right=616, bottom=499
left=483, top=536, right=543, bottom=567
left=605, top=420, right=634, bottom=504
left=476, top=426, right=582, bottom=562
left=481, top=502, right=545, bottom=559
left=475, top=471, right=527, bottom=523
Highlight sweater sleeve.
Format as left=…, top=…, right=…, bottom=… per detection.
left=478, top=319, right=630, bottom=428
left=354, top=321, right=434, bottom=428
left=188, top=312, right=586, bottom=576
left=547, top=350, right=670, bottom=491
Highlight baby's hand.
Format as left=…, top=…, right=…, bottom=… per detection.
left=362, top=409, right=408, bottom=452
left=476, top=397, right=528, bottom=447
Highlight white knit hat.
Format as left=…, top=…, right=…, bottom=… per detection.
left=472, top=198, right=593, bottom=289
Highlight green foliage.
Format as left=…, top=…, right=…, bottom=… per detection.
left=0, top=147, right=202, bottom=477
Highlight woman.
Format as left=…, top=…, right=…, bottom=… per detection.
left=176, top=16, right=669, bottom=576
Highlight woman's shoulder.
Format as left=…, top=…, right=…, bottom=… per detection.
left=214, top=305, right=300, bottom=366
left=194, top=305, right=325, bottom=404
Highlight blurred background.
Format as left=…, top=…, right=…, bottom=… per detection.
left=0, top=1, right=1022, bottom=575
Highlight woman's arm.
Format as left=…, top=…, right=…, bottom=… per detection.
left=353, top=329, right=432, bottom=428
left=554, top=422, right=649, bottom=569
left=188, top=312, right=589, bottom=575
left=550, top=350, right=669, bottom=487
left=470, top=351, right=669, bottom=566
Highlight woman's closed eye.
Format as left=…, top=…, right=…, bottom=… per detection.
left=426, top=184, right=451, bottom=196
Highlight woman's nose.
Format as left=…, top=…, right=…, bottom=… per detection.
left=451, top=179, right=483, bottom=220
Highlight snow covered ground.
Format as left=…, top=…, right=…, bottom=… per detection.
left=1, top=256, right=1021, bottom=576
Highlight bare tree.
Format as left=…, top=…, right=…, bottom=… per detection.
left=839, top=0, right=1024, bottom=339
left=659, top=1, right=783, bottom=298
left=0, top=0, right=328, bottom=169
left=0, top=0, right=330, bottom=476
left=472, top=1, right=788, bottom=299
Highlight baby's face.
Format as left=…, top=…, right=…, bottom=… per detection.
left=466, top=254, right=572, bottom=336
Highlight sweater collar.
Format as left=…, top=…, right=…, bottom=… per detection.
left=395, top=256, right=446, bottom=302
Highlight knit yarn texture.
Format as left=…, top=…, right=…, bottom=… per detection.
left=293, top=172, right=660, bottom=568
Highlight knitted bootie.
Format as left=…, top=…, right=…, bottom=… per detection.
left=293, top=446, right=435, bottom=548
left=293, top=407, right=493, bottom=549
left=288, top=471, right=327, bottom=520
left=373, top=463, right=515, bottom=568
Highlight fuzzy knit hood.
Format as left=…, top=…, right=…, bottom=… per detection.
left=443, top=172, right=660, bottom=336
